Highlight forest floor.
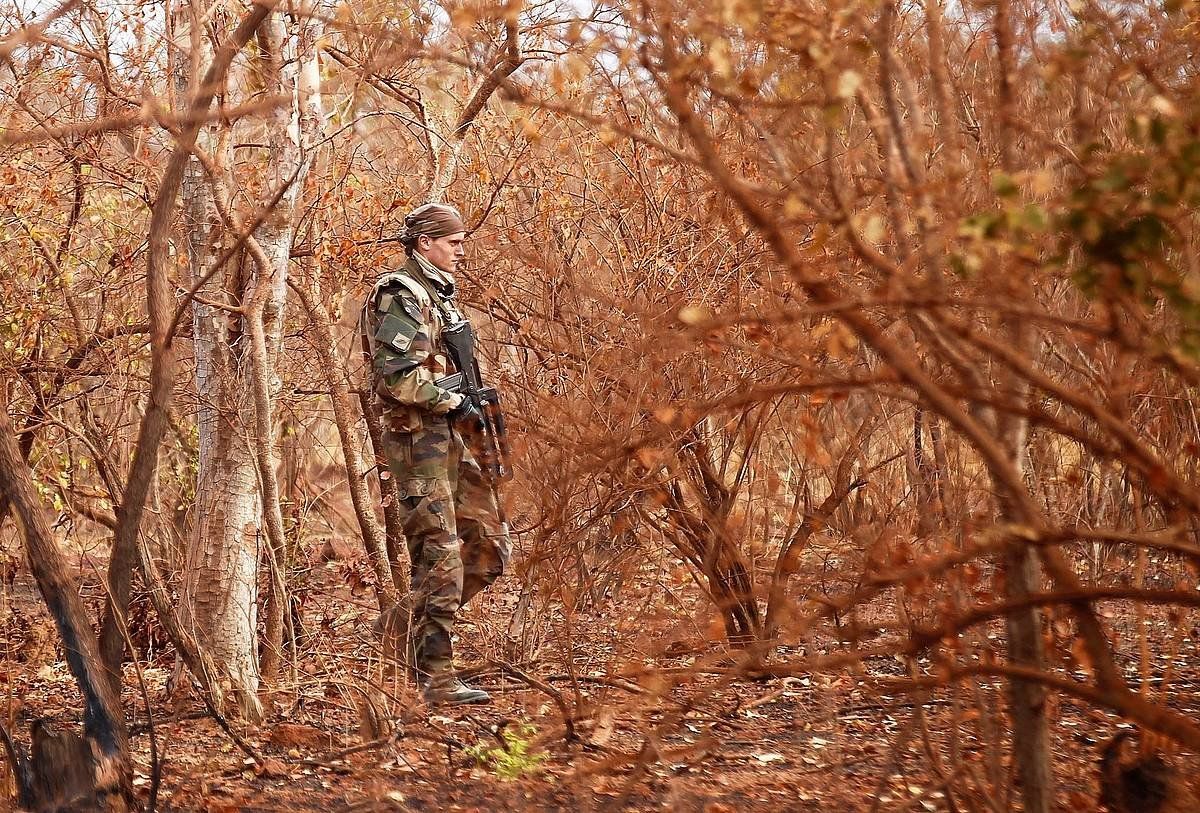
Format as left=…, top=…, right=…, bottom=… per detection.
left=0, top=539, right=1192, bottom=812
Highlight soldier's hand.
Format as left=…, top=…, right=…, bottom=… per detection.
left=448, top=399, right=485, bottom=435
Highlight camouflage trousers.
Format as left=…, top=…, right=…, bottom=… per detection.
left=379, top=417, right=511, bottom=681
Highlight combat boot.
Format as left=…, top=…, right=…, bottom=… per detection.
left=423, top=675, right=491, bottom=706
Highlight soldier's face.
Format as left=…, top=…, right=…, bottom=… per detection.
left=418, top=232, right=467, bottom=274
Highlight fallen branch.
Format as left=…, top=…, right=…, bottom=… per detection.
left=493, top=661, right=578, bottom=743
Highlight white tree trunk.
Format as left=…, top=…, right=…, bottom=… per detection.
left=179, top=5, right=318, bottom=699
left=171, top=3, right=261, bottom=715
left=251, top=9, right=314, bottom=686
left=184, top=127, right=264, bottom=713
left=187, top=388, right=263, bottom=708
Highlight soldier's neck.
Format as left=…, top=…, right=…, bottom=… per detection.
left=410, top=252, right=456, bottom=298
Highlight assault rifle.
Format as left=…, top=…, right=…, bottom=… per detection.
left=436, top=320, right=514, bottom=485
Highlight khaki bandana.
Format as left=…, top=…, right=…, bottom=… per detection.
left=401, top=203, right=466, bottom=243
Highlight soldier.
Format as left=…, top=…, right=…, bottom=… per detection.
left=361, top=202, right=511, bottom=705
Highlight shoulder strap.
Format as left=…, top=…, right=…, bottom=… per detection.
left=391, top=274, right=433, bottom=310
left=370, top=271, right=430, bottom=311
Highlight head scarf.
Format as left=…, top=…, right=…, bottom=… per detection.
left=400, top=203, right=466, bottom=246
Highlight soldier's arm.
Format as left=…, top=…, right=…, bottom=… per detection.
left=370, top=286, right=463, bottom=415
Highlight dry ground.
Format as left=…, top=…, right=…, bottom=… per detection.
left=0, top=538, right=1193, bottom=812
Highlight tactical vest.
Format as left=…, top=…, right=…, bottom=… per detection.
left=359, top=263, right=470, bottom=426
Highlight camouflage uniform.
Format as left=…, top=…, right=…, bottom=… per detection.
left=362, top=253, right=511, bottom=682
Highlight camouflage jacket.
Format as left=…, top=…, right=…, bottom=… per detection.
left=361, top=254, right=466, bottom=432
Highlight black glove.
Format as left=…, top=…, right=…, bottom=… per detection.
left=447, top=398, right=485, bottom=434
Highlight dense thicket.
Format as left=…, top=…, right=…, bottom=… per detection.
left=1, top=0, right=1200, bottom=809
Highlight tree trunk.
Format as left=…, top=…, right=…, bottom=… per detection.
left=991, top=3, right=1052, bottom=808
left=180, top=2, right=315, bottom=703
left=186, top=347, right=263, bottom=713
left=0, top=407, right=132, bottom=811
left=998, top=520, right=1052, bottom=813
left=96, top=0, right=275, bottom=717
left=249, top=11, right=307, bottom=691
left=910, top=407, right=939, bottom=536
left=177, top=6, right=264, bottom=717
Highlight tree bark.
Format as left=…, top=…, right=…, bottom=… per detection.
left=0, top=408, right=132, bottom=811
left=173, top=0, right=281, bottom=720
left=99, top=0, right=277, bottom=716
left=991, top=3, right=1052, bottom=809
left=248, top=10, right=308, bottom=691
